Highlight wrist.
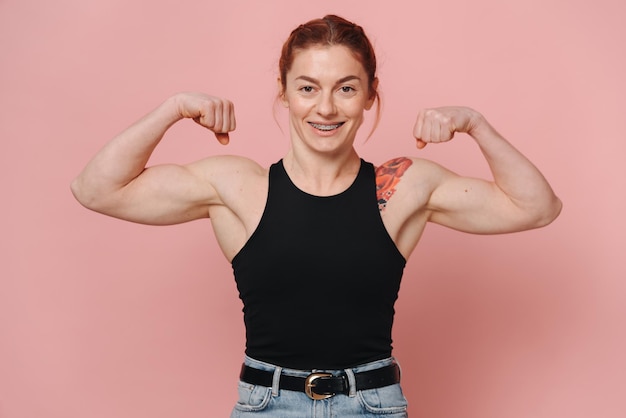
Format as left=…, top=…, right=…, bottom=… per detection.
left=163, top=93, right=189, bottom=123
left=467, top=112, right=494, bottom=140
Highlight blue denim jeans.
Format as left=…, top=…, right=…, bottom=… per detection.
left=230, top=356, right=408, bottom=417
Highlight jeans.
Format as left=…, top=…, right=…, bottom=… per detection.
left=230, top=356, right=408, bottom=417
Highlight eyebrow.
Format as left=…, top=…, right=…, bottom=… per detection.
left=294, top=75, right=362, bottom=85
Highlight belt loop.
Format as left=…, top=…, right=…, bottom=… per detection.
left=344, top=368, right=357, bottom=397
left=271, top=366, right=282, bottom=397
left=395, top=358, right=402, bottom=380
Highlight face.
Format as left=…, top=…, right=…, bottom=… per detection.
left=279, top=45, right=378, bottom=155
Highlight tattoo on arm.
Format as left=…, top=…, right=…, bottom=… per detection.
left=376, top=157, right=413, bottom=212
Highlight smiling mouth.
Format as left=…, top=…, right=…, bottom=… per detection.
left=308, top=122, right=345, bottom=131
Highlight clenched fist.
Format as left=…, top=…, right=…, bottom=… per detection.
left=174, top=92, right=236, bottom=145
left=413, top=106, right=483, bottom=149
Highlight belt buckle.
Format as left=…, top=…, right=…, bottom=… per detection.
left=304, top=372, right=334, bottom=400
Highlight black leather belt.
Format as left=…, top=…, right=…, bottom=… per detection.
left=239, top=362, right=401, bottom=400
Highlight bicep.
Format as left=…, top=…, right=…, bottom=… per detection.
left=98, top=162, right=218, bottom=225
left=426, top=168, right=532, bottom=234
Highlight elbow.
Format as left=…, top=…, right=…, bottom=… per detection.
left=71, top=176, right=129, bottom=218
left=70, top=176, right=100, bottom=211
left=531, top=195, right=563, bottom=229
left=70, top=177, right=89, bottom=207
left=70, top=176, right=83, bottom=202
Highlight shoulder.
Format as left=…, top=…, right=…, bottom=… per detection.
left=183, top=155, right=269, bottom=203
left=374, top=156, right=454, bottom=212
left=375, top=156, right=450, bottom=190
left=375, top=156, right=447, bottom=174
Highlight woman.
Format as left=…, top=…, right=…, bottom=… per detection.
left=71, top=14, right=561, bottom=418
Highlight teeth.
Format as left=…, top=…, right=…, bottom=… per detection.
left=310, top=122, right=343, bottom=131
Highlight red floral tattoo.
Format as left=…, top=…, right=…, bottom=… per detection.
left=376, top=157, right=413, bottom=212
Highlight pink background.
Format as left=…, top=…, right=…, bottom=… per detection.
left=1, top=0, right=625, bottom=417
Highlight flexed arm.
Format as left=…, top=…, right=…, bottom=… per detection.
left=414, top=107, right=562, bottom=234
left=70, top=93, right=237, bottom=225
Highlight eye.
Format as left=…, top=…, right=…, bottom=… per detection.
left=340, top=86, right=355, bottom=93
left=300, top=85, right=315, bottom=93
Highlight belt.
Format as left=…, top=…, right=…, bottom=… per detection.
left=239, top=362, right=401, bottom=400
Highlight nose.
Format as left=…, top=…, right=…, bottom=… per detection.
left=316, top=91, right=337, bottom=117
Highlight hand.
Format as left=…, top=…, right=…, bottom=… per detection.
left=174, top=92, right=236, bottom=145
left=413, top=106, right=482, bottom=149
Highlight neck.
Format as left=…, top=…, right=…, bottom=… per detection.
left=282, top=148, right=361, bottom=196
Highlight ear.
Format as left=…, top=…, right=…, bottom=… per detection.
left=365, top=77, right=379, bottom=110
left=277, top=77, right=288, bottom=108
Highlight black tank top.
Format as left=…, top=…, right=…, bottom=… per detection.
left=231, top=159, right=406, bottom=369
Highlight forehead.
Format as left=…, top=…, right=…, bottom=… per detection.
left=287, top=45, right=367, bottom=81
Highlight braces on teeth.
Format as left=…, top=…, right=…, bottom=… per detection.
left=310, top=122, right=343, bottom=131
